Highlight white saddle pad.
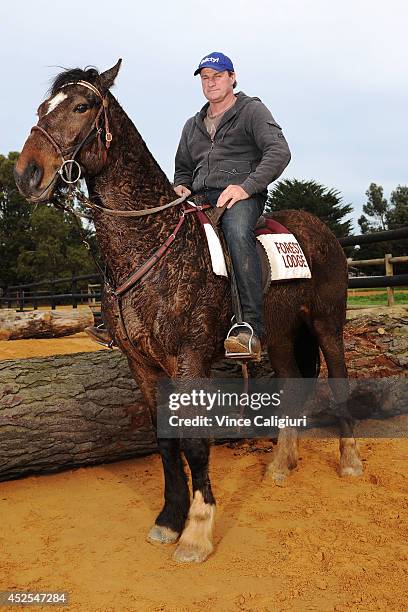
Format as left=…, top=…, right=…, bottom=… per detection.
left=192, top=202, right=311, bottom=281
left=257, top=233, right=311, bottom=281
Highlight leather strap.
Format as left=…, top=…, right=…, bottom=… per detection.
left=114, top=205, right=210, bottom=297
left=204, top=201, right=229, bottom=228
left=81, top=193, right=191, bottom=217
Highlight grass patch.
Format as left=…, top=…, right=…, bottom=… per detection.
left=349, top=286, right=408, bottom=293
left=347, top=292, right=408, bottom=306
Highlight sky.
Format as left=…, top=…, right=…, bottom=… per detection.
left=1, top=0, right=406, bottom=230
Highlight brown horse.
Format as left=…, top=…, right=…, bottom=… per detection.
left=14, top=60, right=363, bottom=563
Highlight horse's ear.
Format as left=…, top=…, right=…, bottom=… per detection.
left=99, top=59, right=122, bottom=93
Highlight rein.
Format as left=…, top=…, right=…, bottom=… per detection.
left=32, top=79, right=191, bottom=218
left=113, top=205, right=210, bottom=297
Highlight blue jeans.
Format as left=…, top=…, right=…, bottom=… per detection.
left=200, top=188, right=265, bottom=337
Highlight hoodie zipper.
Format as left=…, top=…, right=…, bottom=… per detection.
left=204, top=136, right=214, bottom=188
left=200, top=97, right=242, bottom=188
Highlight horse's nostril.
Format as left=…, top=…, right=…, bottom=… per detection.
left=27, top=162, right=43, bottom=189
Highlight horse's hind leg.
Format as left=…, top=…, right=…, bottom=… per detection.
left=265, top=342, right=301, bottom=482
left=173, top=438, right=215, bottom=563
left=313, top=320, right=363, bottom=477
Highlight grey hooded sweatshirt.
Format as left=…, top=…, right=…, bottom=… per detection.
left=174, top=91, right=291, bottom=197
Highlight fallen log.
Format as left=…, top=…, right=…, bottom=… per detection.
left=0, top=311, right=406, bottom=481
left=0, top=351, right=157, bottom=481
left=0, top=308, right=94, bottom=340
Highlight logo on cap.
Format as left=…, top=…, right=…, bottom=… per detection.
left=194, top=52, right=234, bottom=76
left=200, top=56, right=220, bottom=65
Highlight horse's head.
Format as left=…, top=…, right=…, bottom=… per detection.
left=14, top=59, right=122, bottom=202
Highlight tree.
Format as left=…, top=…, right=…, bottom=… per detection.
left=388, top=185, right=408, bottom=229
left=0, top=151, right=97, bottom=289
left=266, top=178, right=353, bottom=238
left=15, top=205, right=96, bottom=283
left=0, top=152, right=33, bottom=287
left=358, top=183, right=389, bottom=232
left=356, top=183, right=408, bottom=271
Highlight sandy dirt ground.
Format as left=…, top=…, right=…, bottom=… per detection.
left=0, top=336, right=407, bottom=611
left=0, top=332, right=108, bottom=360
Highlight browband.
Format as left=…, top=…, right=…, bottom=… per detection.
left=60, top=80, right=103, bottom=100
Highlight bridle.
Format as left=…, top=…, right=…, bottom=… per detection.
left=29, top=80, right=112, bottom=201
left=30, top=79, right=188, bottom=218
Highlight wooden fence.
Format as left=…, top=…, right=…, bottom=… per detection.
left=347, top=254, right=408, bottom=306
left=0, top=274, right=101, bottom=312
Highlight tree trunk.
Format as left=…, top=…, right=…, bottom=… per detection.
left=0, top=310, right=406, bottom=481
left=0, top=351, right=157, bottom=481
left=0, top=308, right=94, bottom=340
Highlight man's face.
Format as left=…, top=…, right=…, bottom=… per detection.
left=200, top=68, right=235, bottom=103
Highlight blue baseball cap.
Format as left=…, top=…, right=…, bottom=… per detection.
left=194, top=52, right=234, bottom=76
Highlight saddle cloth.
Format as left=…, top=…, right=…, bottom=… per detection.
left=192, top=203, right=312, bottom=292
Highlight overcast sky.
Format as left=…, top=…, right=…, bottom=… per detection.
left=1, top=0, right=406, bottom=230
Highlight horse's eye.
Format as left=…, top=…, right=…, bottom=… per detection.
left=74, top=104, right=89, bottom=113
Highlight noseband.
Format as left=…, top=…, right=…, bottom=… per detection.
left=31, top=80, right=112, bottom=194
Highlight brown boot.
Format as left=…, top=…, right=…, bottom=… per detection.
left=224, top=331, right=261, bottom=362
left=84, top=325, right=115, bottom=348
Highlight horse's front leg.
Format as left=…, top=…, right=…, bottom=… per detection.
left=171, top=353, right=216, bottom=563
left=148, top=438, right=190, bottom=543
left=173, top=438, right=215, bottom=563
left=127, top=358, right=190, bottom=544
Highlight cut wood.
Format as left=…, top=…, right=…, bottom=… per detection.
left=0, top=312, right=406, bottom=481
left=0, top=308, right=94, bottom=340
left=0, top=351, right=157, bottom=481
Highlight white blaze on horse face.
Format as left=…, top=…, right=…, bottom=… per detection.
left=45, top=92, right=68, bottom=116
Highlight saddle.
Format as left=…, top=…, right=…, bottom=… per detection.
left=195, top=200, right=311, bottom=294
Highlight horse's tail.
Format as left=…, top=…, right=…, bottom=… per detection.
left=294, top=323, right=320, bottom=378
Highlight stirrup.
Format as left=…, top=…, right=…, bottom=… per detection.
left=85, top=323, right=115, bottom=349
left=224, top=321, right=256, bottom=360
left=95, top=322, right=115, bottom=349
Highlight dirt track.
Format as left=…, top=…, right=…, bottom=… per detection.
left=0, top=336, right=407, bottom=611
left=1, top=439, right=407, bottom=611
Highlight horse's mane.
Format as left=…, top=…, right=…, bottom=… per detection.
left=50, top=67, right=100, bottom=95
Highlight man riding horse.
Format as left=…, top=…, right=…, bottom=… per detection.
left=86, top=52, right=291, bottom=360
left=174, top=51, right=291, bottom=360
left=15, top=58, right=363, bottom=564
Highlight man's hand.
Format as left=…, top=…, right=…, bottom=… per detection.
left=217, top=185, right=250, bottom=208
left=174, top=184, right=192, bottom=198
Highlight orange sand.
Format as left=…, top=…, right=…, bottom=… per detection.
left=0, top=336, right=406, bottom=611
left=1, top=440, right=407, bottom=611
left=0, top=332, right=109, bottom=360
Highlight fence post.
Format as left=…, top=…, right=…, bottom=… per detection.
left=385, top=253, right=395, bottom=306
left=71, top=276, right=78, bottom=309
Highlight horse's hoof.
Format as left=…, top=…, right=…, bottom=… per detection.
left=265, top=462, right=290, bottom=483
left=339, top=458, right=364, bottom=477
left=173, top=542, right=212, bottom=563
left=147, top=525, right=179, bottom=544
